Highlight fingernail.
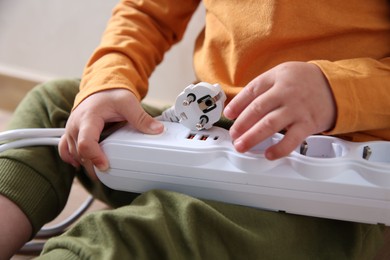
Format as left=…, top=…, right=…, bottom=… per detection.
left=150, top=121, right=163, bottom=132
left=234, top=139, right=245, bottom=153
left=96, top=163, right=109, bottom=172
left=265, top=150, right=275, bottom=160
left=223, top=106, right=232, bottom=118
left=230, top=129, right=237, bottom=140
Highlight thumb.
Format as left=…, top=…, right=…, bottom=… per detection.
left=124, top=103, right=164, bottom=134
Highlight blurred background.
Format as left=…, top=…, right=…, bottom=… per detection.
left=0, top=0, right=205, bottom=112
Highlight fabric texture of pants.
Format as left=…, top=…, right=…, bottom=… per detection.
left=0, top=79, right=385, bottom=259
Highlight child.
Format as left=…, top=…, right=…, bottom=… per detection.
left=1, top=0, right=390, bottom=258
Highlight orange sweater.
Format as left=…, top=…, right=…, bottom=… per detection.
left=77, top=0, right=390, bottom=141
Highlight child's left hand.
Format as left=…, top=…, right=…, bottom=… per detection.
left=223, top=61, right=337, bottom=160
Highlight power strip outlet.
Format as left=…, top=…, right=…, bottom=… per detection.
left=96, top=121, right=390, bottom=225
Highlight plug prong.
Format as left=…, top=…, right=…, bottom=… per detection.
left=196, top=116, right=209, bottom=131
left=183, top=93, right=196, bottom=106
left=196, top=123, right=204, bottom=131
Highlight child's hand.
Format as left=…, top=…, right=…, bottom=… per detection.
left=58, top=89, right=164, bottom=180
left=224, top=62, right=336, bottom=160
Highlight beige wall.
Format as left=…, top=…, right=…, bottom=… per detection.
left=0, top=1, right=205, bottom=110
left=0, top=74, right=38, bottom=111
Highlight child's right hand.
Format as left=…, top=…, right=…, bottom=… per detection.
left=58, top=89, right=164, bottom=180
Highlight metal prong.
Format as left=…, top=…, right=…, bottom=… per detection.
left=183, top=94, right=196, bottom=106
left=300, top=141, right=308, bottom=156
left=196, top=123, right=204, bottom=131
left=195, top=116, right=208, bottom=131
left=363, top=146, right=372, bottom=160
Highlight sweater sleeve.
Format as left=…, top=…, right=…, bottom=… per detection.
left=310, top=58, right=390, bottom=141
left=74, top=0, right=200, bottom=109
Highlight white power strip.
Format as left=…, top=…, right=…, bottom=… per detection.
left=2, top=81, right=388, bottom=227
left=96, top=121, right=390, bottom=225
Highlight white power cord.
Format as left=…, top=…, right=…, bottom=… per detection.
left=0, top=128, right=65, bottom=152
left=0, top=138, right=61, bottom=153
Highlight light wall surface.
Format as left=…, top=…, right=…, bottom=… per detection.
left=0, top=0, right=205, bottom=106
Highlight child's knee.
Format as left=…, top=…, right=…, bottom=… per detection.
left=9, top=78, right=80, bottom=129
left=30, top=78, right=80, bottom=100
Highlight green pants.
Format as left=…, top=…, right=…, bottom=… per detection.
left=0, top=79, right=385, bottom=259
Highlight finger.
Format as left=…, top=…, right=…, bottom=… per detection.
left=63, top=118, right=82, bottom=164
left=58, top=135, right=80, bottom=168
left=80, top=158, right=98, bottom=181
left=229, top=86, right=281, bottom=140
left=265, top=123, right=309, bottom=160
left=121, top=102, right=164, bottom=134
left=224, top=72, right=274, bottom=120
left=76, top=118, right=109, bottom=171
left=233, top=107, right=294, bottom=153
left=67, top=134, right=82, bottom=164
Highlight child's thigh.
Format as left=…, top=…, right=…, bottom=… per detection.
left=40, top=189, right=385, bottom=259
left=0, top=79, right=80, bottom=235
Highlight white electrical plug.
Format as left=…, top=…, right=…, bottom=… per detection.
left=160, top=82, right=226, bottom=131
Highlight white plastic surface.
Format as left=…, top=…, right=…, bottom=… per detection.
left=96, top=121, right=390, bottom=225
left=160, top=82, right=227, bottom=130
left=174, top=82, right=226, bottom=130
